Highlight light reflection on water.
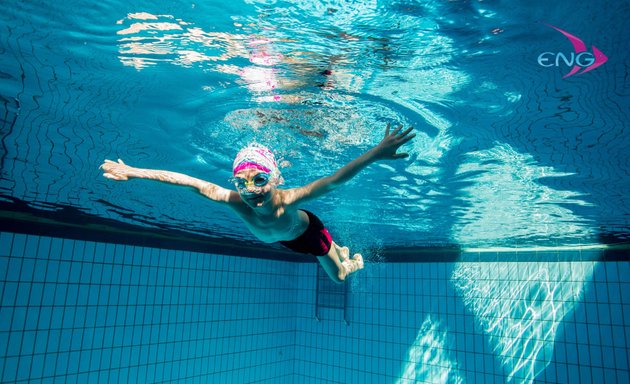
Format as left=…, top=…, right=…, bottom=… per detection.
left=116, top=13, right=247, bottom=70
left=397, top=315, right=463, bottom=384
left=452, top=260, right=594, bottom=383
left=453, top=142, right=596, bottom=247
left=396, top=260, right=595, bottom=383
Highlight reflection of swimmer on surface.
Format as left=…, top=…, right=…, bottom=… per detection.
left=100, top=124, right=415, bottom=283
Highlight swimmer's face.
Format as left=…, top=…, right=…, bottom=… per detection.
left=233, top=168, right=276, bottom=208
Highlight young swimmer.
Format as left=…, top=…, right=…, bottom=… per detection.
left=100, top=123, right=415, bottom=283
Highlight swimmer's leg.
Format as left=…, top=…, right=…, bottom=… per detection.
left=316, top=241, right=364, bottom=284
left=316, top=248, right=345, bottom=285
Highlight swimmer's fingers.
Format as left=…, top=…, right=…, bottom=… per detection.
left=103, top=173, right=122, bottom=181
left=100, top=159, right=126, bottom=165
left=391, top=124, right=403, bottom=136
left=399, top=126, right=414, bottom=138
left=375, top=124, right=415, bottom=160
left=391, top=127, right=414, bottom=159
left=100, top=159, right=125, bottom=169
left=398, top=132, right=416, bottom=145
left=100, top=159, right=115, bottom=169
left=102, top=172, right=129, bottom=181
left=100, top=158, right=131, bottom=181
left=387, top=124, right=414, bottom=139
left=393, top=127, right=415, bottom=146
left=392, top=152, right=409, bottom=159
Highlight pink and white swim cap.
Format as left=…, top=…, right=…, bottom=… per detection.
left=232, top=143, right=283, bottom=184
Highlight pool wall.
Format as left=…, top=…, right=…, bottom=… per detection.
left=1, top=231, right=629, bottom=383
left=0, top=232, right=298, bottom=383
left=294, top=259, right=630, bottom=383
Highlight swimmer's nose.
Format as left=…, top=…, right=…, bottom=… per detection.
left=245, top=185, right=261, bottom=193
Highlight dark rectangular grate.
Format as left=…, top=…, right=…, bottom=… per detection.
left=315, top=266, right=349, bottom=324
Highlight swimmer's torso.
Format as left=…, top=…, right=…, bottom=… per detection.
left=230, top=191, right=309, bottom=243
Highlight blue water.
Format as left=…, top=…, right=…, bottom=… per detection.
left=1, top=0, right=629, bottom=251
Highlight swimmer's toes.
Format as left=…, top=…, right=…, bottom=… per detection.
left=353, top=254, right=364, bottom=269
left=340, top=246, right=350, bottom=261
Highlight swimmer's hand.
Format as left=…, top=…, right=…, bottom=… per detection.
left=285, top=123, right=416, bottom=204
left=371, top=123, right=415, bottom=160
left=100, top=159, right=135, bottom=181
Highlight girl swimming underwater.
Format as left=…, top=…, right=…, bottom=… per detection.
left=100, top=123, right=415, bottom=283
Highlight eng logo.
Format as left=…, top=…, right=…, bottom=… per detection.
left=537, top=24, right=608, bottom=78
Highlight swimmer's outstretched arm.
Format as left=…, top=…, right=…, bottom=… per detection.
left=286, top=123, right=415, bottom=204
left=99, top=159, right=239, bottom=204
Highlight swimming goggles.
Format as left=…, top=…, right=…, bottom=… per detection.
left=232, top=172, right=270, bottom=190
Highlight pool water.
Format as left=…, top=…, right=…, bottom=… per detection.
left=1, top=0, right=628, bottom=250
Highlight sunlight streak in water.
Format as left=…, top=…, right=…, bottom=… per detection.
left=452, top=261, right=595, bottom=383
left=453, top=142, right=596, bottom=246
left=116, top=13, right=246, bottom=69
left=397, top=316, right=463, bottom=384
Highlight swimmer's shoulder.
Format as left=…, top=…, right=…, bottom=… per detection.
left=276, top=186, right=309, bottom=207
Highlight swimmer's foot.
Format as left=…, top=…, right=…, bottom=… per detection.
left=338, top=254, right=364, bottom=281
left=350, top=254, right=364, bottom=271
left=338, top=246, right=350, bottom=262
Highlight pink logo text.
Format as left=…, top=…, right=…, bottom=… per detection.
left=537, top=24, right=607, bottom=78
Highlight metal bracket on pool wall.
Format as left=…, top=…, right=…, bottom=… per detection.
left=315, top=266, right=350, bottom=325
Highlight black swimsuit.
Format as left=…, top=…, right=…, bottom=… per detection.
left=279, top=210, right=332, bottom=256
